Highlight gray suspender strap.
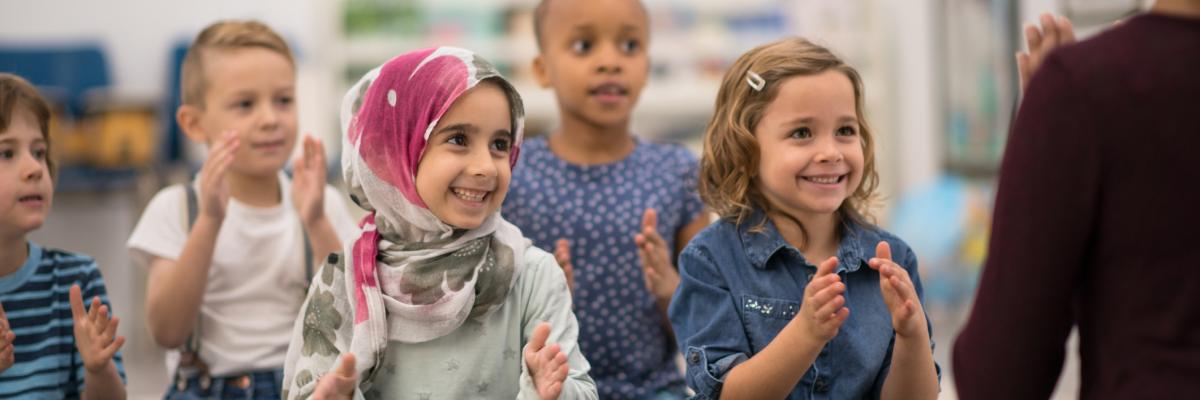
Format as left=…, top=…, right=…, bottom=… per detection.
left=182, top=184, right=202, bottom=359
left=303, top=229, right=313, bottom=284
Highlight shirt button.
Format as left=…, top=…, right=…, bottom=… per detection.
left=688, top=351, right=701, bottom=365
left=814, top=376, right=830, bottom=393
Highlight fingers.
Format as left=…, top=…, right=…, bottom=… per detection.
left=69, top=284, right=86, bottom=321
left=101, top=314, right=120, bottom=342
left=528, top=322, right=551, bottom=353
left=310, top=135, right=327, bottom=166
left=336, top=353, right=357, bottom=378
left=553, top=239, right=574, bottom=294
left=554, top=239, right=571, bottom=268
left=809, top=278, right=845, bottom=305
left=207, top=131, right=240, bottom=174
left=875, top=241, right=892, bottom=262
left=315, top=354, right=358, bottom=399
left=1057, top=15, right=1076, bottom=44
left=1016, top=52, right=1032, bottom=87
left=814, top=256, right=838, bottom=278
left=1039, top=13, right=1059, bottom=51
left=813, top=293, right=846, bottom=320
left=87, top=297, right=101, bottom=325
left=641, top=208, right=658, bottom=232
left=1024, top=23, right=1043, bottom=57
left=100, top=334, right=126, bottom=360
left=542, top=347, right=569, bottom=382
left=293, top=136, right=309, bottom=172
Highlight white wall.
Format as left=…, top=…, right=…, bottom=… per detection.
left=0, top=0, right=342, bottom=152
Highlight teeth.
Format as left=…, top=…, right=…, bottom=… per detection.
left=452, top=188, right=487, bottom=202
left=805, top=176, right=840, bottom=184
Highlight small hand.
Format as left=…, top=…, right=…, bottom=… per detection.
left=635, top=209, right=679, bottom=303
left=524, top=322, right=568, bottom=400
left=867, top=241, right=928, bottom=338
left=199, top=130, right=240, bottom=221
left=313, top=353, right=357, bottom=400
left=554, top=239, right=575, bottom=296
left=797, top=257, right=849, bottom=343
left=0, top=302, right=15, bottom=373
left=291, top=134, right=328, bottom=227
left=69, top=285, right=126, bottom=374
left=1017, top=12, right=1076, bottom=91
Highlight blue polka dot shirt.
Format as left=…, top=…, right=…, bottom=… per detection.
left=503, top=137, right=706, bottom=399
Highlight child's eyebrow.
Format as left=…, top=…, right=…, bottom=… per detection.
left=435, top=123, right=476, bottom=136
left=493, top=129, right=513, bottom=140
left=781, top=116, right=859, bottom=126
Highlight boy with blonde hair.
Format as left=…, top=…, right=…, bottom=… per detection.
left=127, top=20, right=356, bottom=398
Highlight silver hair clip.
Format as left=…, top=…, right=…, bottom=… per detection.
left=746, top=71, right=765, bottom=92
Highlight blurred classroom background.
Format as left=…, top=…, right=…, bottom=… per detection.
left=0, top=0, right=1144, bottom=398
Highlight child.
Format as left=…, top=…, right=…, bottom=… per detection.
left=668, top=38, right=940, bottom=399
left=0, top=73, right=126, bottom=398
left=503, top=0, right=709, bottom=397
left=281, top=47, right=597, bottom=400
left=126, top=20, right=357, bottom=398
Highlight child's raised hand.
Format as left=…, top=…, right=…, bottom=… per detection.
left=0, top=302, right=15, bottom=373
left=797, top=256, right=849, bottom=343
left=867, top=241, right=928, bottom=338
left=1018, top=12, right=1076, bottom=91
left=554, top=239, right=575, bottom=296
left=291, top=134, right=328, bottom=227
left=635, top=209, right=679, bottom=303
left=313, top=353, right=357, bottom=400
left=199, top=130, right=239, bottom=221
left=69, top=284, right=125, bottom=374
left=524, top=322, right=568, bottom=400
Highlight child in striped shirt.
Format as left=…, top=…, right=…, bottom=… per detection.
left=0, top=73, right=126, bottom=399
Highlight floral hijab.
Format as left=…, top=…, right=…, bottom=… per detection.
left=283, top=47, right=528, bottom=396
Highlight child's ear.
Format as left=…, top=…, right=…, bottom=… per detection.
left=176, top=104, right=209, bottom=144
left=532, top=55, right=552, bottom=89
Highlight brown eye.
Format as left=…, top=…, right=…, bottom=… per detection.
left=619, top=39, right=639, bottom=53
left=571, top=39, right=593, bottom=54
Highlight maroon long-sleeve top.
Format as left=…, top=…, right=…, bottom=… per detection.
left=953, top=13, right=1200, bottom=400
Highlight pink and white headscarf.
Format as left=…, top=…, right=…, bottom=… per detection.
left=340, top=47, right=529, bottom=375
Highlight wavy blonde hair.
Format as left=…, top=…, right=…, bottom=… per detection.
left=699, top=37, right=879, bottom=241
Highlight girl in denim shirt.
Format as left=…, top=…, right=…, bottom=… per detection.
left=668, top=38, right=939, bottom=399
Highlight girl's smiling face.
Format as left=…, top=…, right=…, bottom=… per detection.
left=754, top=71, right=865, bottom=223
left=415, top=81, right=515, bottom=229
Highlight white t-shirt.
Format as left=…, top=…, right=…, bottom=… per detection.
left=127, top=173, right=358, bottom=376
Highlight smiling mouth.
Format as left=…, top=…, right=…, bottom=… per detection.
left=452, top=188, right=489, bottom=203
left=802, top=175, right=846, bottom=184
left=588, top=83, right=628, bottom=97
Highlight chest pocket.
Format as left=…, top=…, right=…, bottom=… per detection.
left=740, top=294, right=800, bottom=352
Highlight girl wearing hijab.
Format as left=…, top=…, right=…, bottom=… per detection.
left=282, top=47, right=597, bottom=400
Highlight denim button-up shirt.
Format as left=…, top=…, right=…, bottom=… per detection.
left=669, top=214, right=939, bottom=399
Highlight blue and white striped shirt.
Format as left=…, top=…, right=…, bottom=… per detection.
left=0, top=242, right=125, bottom=399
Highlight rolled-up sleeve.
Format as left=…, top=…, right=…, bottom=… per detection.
left=669, top=245, right=751, bottom=399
